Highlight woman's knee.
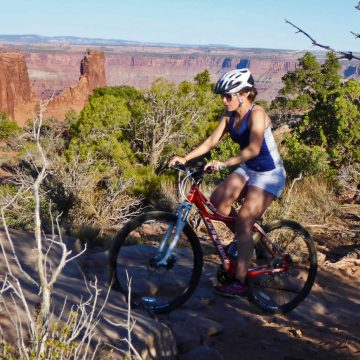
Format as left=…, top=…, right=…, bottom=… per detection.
left=235, top=215, right=254, bottom=232
left=217, top=175, right=245, bottom=200
left=210, top=174, right=247, bottom=214
left=210, top=185, right=228, bottom=209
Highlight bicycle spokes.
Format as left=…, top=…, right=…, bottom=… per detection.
left=248, top=221, right=317, bottom=313
left=112, top=213, right=202, bottom=313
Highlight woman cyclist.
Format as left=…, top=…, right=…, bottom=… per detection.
left=169, top=68, right=286, bottom=297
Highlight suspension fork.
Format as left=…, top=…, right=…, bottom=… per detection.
left=156, top=201, right=193, bottom=266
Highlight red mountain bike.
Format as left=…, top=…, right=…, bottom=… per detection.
left=108, top=164, right=317, bottom=314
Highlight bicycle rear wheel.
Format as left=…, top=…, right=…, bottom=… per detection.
left=249, top=219, right=317, bottom=314
left=108, top=211, right=203, bottom=314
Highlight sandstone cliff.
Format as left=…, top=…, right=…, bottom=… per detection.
left=45, top=50, right=106, bottom=119
left=1, top=44, right=357, bottom=124
left=0, top=50, right=106, bottom=123
left=25, top=52, right=83, bottom=99
left=21, top=45, right=357, bottom=105
left=105, top=53, right=298, bottom=101
left=0, top=52, right=37, bottom=122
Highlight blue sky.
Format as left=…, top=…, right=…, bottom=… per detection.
left=1, top=0, right=359, bottom=51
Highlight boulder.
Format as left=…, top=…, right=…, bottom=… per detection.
left=0, top=228, right=177, bottom=359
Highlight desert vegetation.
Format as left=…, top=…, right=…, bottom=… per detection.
left=0, top=3, right=359, bottom=358
left=1, top=57, right=359, bottom=234
left=0, top=50, right=359, bottom=357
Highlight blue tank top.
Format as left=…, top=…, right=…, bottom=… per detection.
left=228, top=106, right=283, bottom=172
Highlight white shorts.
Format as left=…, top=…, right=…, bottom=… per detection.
left=234, top=164, right=286, bottom=199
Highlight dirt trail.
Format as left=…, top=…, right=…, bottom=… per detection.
left=158, top=203, right=360, bottom=360
left=204, top=259, right=359, bottom=360
left=2, top=202, right=357, bottom=359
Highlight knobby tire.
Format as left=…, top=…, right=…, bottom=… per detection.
left=250, top=219, right=317, bottom=314
left=108, top=211, right=203, bottom=314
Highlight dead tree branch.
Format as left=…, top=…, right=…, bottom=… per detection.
left=285, top=19, right=360, bottom=61
left=353, top=3, right=360, bottom=37
left=0, top=100, right=113, bottom=358
left=104, top=272, right=142, bottom=360
left=283, top=172, right=303, bottom=218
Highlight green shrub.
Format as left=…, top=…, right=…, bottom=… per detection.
left=123, top=164, right=168, bottom=204
left=0, top=183, right=35, bottom=231
left=283, top=133, right=334, bottom=179
left=273, top=52, right=359, bottom=173
left=0, top=112, right=22, bottom=140
left=209, top=133, right=241, bottom=182
left=0, top=311, right=102, bottom=359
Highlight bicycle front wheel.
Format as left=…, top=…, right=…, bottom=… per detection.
left=108, top=211, right=203, bottom=314
left=250, top=219, right=317, bottom=314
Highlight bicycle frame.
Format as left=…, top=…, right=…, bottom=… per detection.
left=185, top=182, right=291, bottom=279
left=109, top=165, right=317, bottom=315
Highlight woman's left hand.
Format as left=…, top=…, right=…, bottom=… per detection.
left=204, top=160, right=226, bottom=172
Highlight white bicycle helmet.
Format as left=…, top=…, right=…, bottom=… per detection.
left=214, top=68, right=254, bottom=94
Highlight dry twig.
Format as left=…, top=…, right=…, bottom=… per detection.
left=0, top=100, right=113, bottom=358
left=104, top=272, right=142, bottom=360
left=285, top=19, right=360, bottom=61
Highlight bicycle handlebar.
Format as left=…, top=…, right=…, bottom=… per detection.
left=170, top=162, right=209, bottom=180
left=170, top=160, right=218, bottom=175
left=169, top=162, right=208, bottom=198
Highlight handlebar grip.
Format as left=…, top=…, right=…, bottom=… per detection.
left=171, top=162, right=186, bottom=171
left=205, top=163, right=225, bottom=173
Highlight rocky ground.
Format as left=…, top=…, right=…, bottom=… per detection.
left=0, top=202, right=359, bottom=359
left=155, top=202, right=360, bottom=360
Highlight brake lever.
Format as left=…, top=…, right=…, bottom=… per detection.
left=171, top=162, right=187, bottom=172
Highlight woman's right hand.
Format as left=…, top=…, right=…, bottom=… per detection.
left=168, top=156, right=187, bottom=168
left=204, top=160, right=225, bottom=172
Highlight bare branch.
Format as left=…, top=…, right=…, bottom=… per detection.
left=285, top=19, right=334, bottom=51
left=1, top=190, right=39, bottom=286
left=285, top=19, right=360, bottom=61
left=104, top=272, right=141, bottom=359
left=283, top=172, right=303, bottom=218
left=0, top=100, right=119, bottom=359
left=126, top=272, right=133, bottom=357
left=65, top=243, right=87, bottom=263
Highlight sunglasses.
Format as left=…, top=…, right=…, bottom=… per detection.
left=222, top=93, right=237, bottom=102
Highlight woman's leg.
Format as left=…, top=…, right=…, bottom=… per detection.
left=210, top=173, right=248, bottom=233
left=234, top=186, right=275, bottom=283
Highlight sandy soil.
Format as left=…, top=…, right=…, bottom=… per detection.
left=204, top=260, right=359, bottom=360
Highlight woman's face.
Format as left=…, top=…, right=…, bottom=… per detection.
left=221, top=93, right=247, bottom=111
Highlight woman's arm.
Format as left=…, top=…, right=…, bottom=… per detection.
left=169, top=114, right=229, bottom=166
left=186, top=115, right=228, bottom=160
